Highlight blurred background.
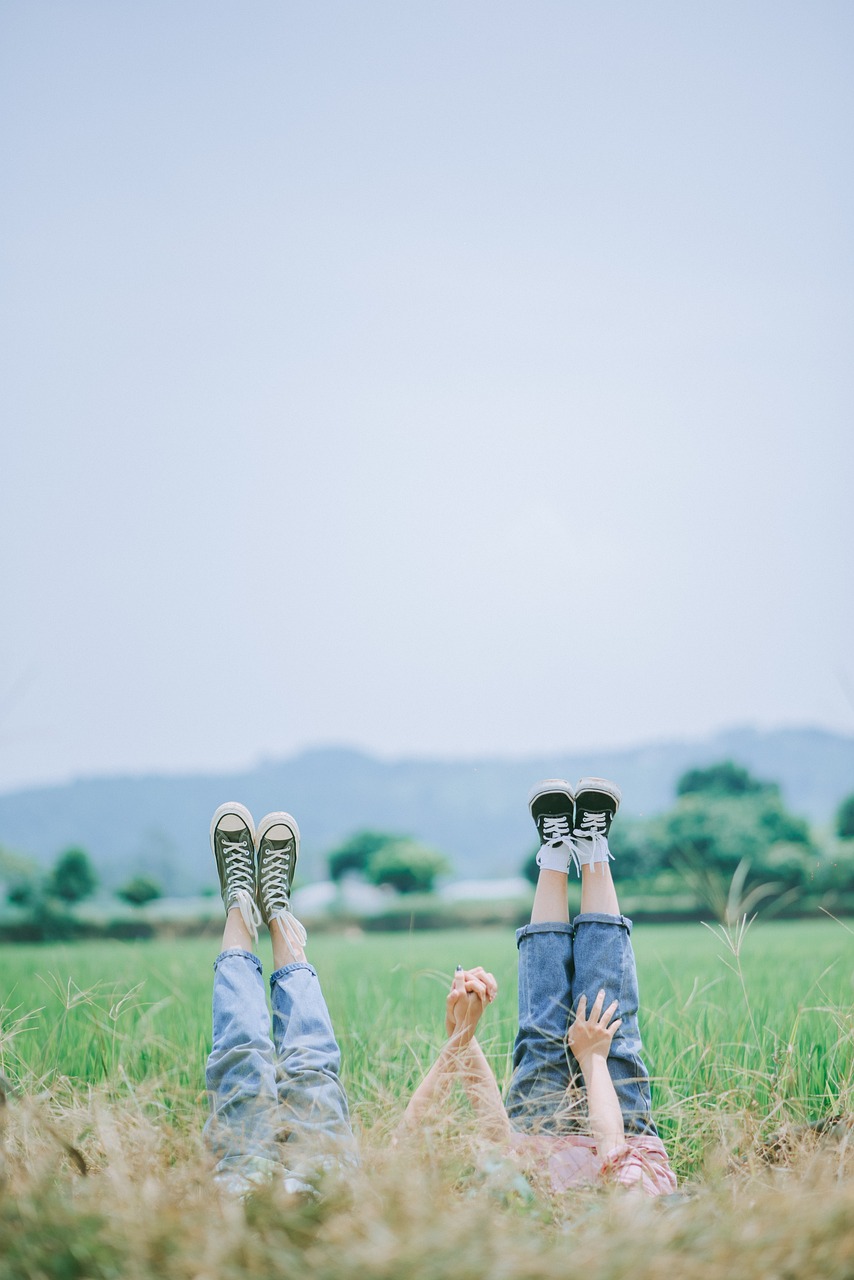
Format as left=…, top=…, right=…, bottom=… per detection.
left=1, top=3, right=852, bottom=923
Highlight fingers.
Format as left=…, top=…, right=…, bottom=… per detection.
left=456, top=967, right=498, bottom=1003
left=574, top=991, right=620, bottom=1026
left=464, top=977, right=489, bottom=1005
left=601, top=999, right=619, bottom=1026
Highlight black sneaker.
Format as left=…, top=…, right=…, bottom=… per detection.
left=572, top=778, right=621, bottom=871
left=528, top=779, right=576, bottom=872
left=210, top=801, right=262, bottom=940
left=255, top=812, right=307, bottom=951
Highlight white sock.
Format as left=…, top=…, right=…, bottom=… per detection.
left=536, top=840, right=572, bottom=875
left=572, top=833, right=614, bottom=872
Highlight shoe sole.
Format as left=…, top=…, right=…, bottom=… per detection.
left=575, top=777, right=622, bottom=810
left=527, top=778, right=575, bottom=817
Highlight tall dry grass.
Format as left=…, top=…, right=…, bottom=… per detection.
left=1, top=1080, right=853, bottom=1280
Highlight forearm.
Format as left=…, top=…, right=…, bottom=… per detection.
left=579, top=1055, right=625, bottom=1154
left=456, top=1037, right=512, bottom=1141
left=398, top=1036, right=468, bottom=1130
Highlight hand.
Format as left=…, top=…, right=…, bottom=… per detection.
left=566, top=989, right=622, bottom=1071
left=445, top=966, right=497, bottom=1041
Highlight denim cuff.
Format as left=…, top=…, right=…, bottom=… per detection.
left=269, top=961, right=317, bottom=986
left=515, top=920, right=574, bottom=948
left=213, top=947, right=263, bottom=974
left=572, top=912, right=633, bottom=934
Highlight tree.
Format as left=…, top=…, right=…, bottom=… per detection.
left=366, top=840, right=451, bottom=894
left=650, top=786, right=817, bottom=920
left=836, top=794, right=854, bottom=840
left=117, top=875, right=163, bottom=907
left=47, top=847, right=98, bottom=904
left=676, top=760, right=773, bottom=799
left=1, top=847, right=38, bottom=904
left=654, top=792, right=811, bottom=878
left=327, top=830, right=405, bottom=882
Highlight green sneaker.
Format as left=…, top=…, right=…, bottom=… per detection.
left=255, top=812, right=307, bottom=951
left=210, top=802, right=262, bottom=941
left=572, top=778, right=621, bottom=872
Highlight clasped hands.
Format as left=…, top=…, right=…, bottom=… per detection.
left=446, top=971, right=621, bottom=1066
left=445, top=967, right=497, bottom=1045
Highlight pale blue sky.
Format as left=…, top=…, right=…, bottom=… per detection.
left=2, top=1, right=852, bottom=792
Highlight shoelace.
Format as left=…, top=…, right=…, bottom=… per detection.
left=259, top=847, right=308, bottom=952
left=571, top=811, right=613, bottom=872
left=222, top=839, right=263, bottom=939
left=541, top=813, right=573, bottom=844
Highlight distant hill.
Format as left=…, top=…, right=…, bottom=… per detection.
left=0, top=727, right=851, bottom=894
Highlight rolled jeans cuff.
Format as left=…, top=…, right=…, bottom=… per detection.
left=572, top=912, right=633, bottom=934
left=270, top=961, right=317, bottom=985
left=515, top=920, right=574, bottom=948
left=214, top=948, right=264, bottom=973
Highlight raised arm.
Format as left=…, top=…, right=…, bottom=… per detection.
left=566, top=988, right=625, bottom=1155
left=398, top=967, right=510, bottom=1140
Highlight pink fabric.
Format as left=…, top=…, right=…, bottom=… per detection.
left=509, top=1131, right=677, bottom=1197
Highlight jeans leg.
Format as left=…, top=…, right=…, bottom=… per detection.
left=204, top=949, right=280, bottom=1176
left=570, top=913, right=657, bottom=1136
left=505, top=922, right=582, bottom=1134
left=269, top=962, right=355, bottom=1175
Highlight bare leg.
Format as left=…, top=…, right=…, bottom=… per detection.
left=578, top=862, right=620, bottom=916
left=271, top=921, right=307, bottom=969
left=531, top=868, right=570, bottom=923
left=221, top=906, right=257, bottom=952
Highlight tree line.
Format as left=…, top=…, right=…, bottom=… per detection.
left=3, top=760, right=854, bottom=935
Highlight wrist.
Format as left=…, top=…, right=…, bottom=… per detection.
left=576, top=1050, right=607, bottom=1077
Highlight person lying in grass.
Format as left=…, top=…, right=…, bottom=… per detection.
left=205, top=803, right=357, bottom=1195
left=204, top=779, right=676, bottom=1197
left=399, top=778, right=676, bottom=1196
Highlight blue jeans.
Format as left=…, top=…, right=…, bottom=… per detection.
left=504, top=914, right=658, bottom=1137
left=204, top=949, right=354, bottom=1185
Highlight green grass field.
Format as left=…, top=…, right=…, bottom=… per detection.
left=2, top=919, right=852, bottom=1166
left=1, top=919, right=853, bottom=1280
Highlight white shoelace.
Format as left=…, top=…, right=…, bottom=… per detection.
left=259, top=848, right=308, bottom=952
left=571, top=811, right=614, bottom=873
left=222, top=839, right=263, bottom=939
left=542, top=814, right=573, bottom=844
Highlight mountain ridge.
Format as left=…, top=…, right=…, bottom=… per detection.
left=1, top=727, right=851, bottom=893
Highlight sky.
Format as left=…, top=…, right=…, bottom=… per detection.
left=1, top=1, right=852, bottom=793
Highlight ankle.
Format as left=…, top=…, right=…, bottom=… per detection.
left=531, top=869, right=570, bottom=923
left=222, top=905, right=256, bottom=952
left=270, top=924, right=306, bottom=968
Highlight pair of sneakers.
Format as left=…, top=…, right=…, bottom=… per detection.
left=210, top=802, right=306, bottom=951
left=528, top=776, right=621, bottom=876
